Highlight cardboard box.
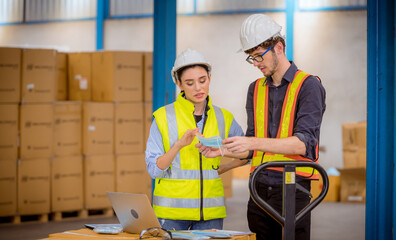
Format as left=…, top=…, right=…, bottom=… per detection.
left=115, top=102, right=144, bottom=154
left=343, top=149, right=366, bottom=169
left=342, top=122, right=366, bottom=150
left=21, top=49, right=57, bottom=103
left=355, top=122, right=366, bottom=149
left=20, top=104, right=53, bottom=159
left=54, top=101, right=82, bottom=156
left=339, top=168, right=366, bottom=203
left=92, top=51, right=143, bottom=102
left=68, top=52, right=91, bottom=101
left=0, top=47, right=21, bottom=103
left=232, top=164, right=251, bottom=179
left=18, top=158, right=50, bottom=215
left=51, top=155, right=83, bottom=212
left=143, top=52, right=153, bottom=102
left=357, top=149, right=366, bottom=168
left=221, top=157, right=233, bottom=198
left=115, top=154, right=152, bottom=200
left=82, top=102, right=114, bottom=155
left=310, top=175, right=340, bottom=202
left=143, top=102, right=152, bottom=143
left=84, top=155, right=114, bottom=209
left=0, top=160, right=17, bottom=216
left=56, top=52, right=68, bottom=100
left=0, top=104, right=18, bottom=160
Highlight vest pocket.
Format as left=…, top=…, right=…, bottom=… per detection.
left=154, top=178, right=201, bottom=199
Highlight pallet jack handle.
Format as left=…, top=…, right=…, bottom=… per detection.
left=249, top=161, right=329, bottom=240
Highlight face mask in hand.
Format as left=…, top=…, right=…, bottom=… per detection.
left=196, top=135, right=224, bottom=157
left=196, top=135, right=223, bottom=147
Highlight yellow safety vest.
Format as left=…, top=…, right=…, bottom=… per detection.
left=152, top=93, right=234, bottom=220
left=251, top=70, right=320, bottom=180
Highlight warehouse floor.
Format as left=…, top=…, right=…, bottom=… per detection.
left=0, top=179, right=365, bottom=240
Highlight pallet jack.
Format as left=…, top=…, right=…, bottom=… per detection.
left=249, top=161, right=329, bottom=240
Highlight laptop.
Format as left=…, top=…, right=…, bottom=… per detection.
left=106, top=192, right=161, bottom=234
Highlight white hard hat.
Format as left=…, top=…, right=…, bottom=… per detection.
left=239, top=14, right=282, bottom=52
left=171, top=49, right=211, bottom=84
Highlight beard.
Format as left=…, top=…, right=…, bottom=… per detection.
left=263, top=52, right=279, bottom=77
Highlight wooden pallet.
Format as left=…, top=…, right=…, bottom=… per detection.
left=0, top=213, right=48, bottom=224
left=51, top=209, right=86, bottom=221
left=79, top=208, right=114, bottom=219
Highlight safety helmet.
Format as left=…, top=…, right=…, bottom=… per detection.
left=239, top=14, right=282, bottom=52
left=171, top=49, right=211, bottom=84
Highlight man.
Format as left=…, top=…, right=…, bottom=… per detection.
left=198, top=14, right=326, bottom=239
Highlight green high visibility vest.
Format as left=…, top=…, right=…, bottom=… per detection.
left=152, top=93, right=234, bottom=220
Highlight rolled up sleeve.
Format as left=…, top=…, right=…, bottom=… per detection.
left=293, top=76, right=326, bottom=160
left=145, top=119, right=168, bottom=179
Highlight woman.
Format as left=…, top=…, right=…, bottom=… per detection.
left=145, top=49, right=247, bottom=231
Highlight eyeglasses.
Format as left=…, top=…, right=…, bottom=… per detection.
left=139, top=227, right=173, bottom=239
left=246, top=44, right=275, bottom=64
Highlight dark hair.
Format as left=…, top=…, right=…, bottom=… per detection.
left=244, top=36, right=286, bottom=55
left=176, top=64, right=209, bottom=83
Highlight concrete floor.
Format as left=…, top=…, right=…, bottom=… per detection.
left=0, top=179, right=365, bottom=240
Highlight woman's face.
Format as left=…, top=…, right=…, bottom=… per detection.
left=177, top=66, right=210, bottom=105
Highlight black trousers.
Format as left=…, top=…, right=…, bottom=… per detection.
left=247, top=180, right=311, bottom=240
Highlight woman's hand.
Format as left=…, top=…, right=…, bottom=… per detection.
left=177, top=128, right=200, bottom=148
left=195, top=143, right=224, bottom=158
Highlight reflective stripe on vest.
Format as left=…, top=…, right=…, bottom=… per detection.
left=152, top=93, right=233, bottom=220
left=251, top=71, right=319, bottom=180
left=153, top=196, right=225, bottom=208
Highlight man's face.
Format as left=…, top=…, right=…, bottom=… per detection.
left=249, top=44, right=279, bottom=77
left=177, top=66, right=210, bottom=105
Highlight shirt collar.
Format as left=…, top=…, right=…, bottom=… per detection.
left=283, top=61, right=298, bottom=83
left=267, top=61, right=299, bottom=86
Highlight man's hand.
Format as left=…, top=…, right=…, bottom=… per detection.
left=217, top=164, right=226, bottom=175
left=223, top=136, right=253, bottom=153
left=195, top=143, right=223, bottom=158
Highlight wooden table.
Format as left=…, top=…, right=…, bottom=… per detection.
left=43, top=228, right=256, bottom=240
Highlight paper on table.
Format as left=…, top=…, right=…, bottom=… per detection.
left=171, top=231, right=210, bottom=239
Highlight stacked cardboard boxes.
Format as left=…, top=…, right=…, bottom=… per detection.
left=82, top=102, right=115, bottom=209
left=143, top=52, right=153, bottom=144
left=0, top=47, right=167, bottom=221
left=0, top=104, right=18, bottom=217
left=338, top=168, right=366, bottom=203
left=342, top=122, right=366, bottom=168
left=19, top=48, right=57, bottom=216
left=340, top=121, right=366, bottom=203
left=312, top=122, right=367, bottom=203
left=142, top=52, right=154, bottom=199
left=87, top=51, right=152, bottom=206
left=0, top=48, right=20, bottom=218
left=52, top=102, right=83, bottom=214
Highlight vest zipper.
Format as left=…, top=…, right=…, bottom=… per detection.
left=197, top=105, right=209, bottom=221
left=199, top=152, right=204, bottom=221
